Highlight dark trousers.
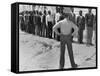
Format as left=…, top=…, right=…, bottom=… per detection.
left=38, top=24, right=42, bottom=36
left=86, top=27, right=93, bottom=44
left=71, top=28, right=74, bottom=41
left=46, top=26, right=48, bottom=38
left=47, top=22, right=53, bottom=38
left=54, top=32, right=57, bottom=39
left=78, top=29, right=83, bottom=43
left=31, top=24, right=35, bottom=35
left=60, top=34, right=76, bottom=68
left=25, top=23, right=29, bottom=33
left=28, top=24, right=33, bottom=34
left=42, top=23, right=46, bottom=37
left=20, top=23, right=25, bottom=31
left=57, top=28, right=60, bottom=41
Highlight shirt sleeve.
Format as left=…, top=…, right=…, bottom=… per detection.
left=72, top=22, right=78, bottom=30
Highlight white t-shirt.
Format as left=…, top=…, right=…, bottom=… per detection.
left=46, top=14, right=53, bottom=22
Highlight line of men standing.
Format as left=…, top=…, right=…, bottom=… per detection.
left=19, top=10, right=43, bottom=36
left=77, top=8, right=96, bottom=46
left=19, top=8, right=96, bottom=46
left=19, top=10, right=54, bottom=38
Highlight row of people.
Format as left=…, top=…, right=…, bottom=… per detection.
left=19, top=8, right=96, bottom=46
left=77, top=9, right=96, bottom=45
left=19, top=10, right=54, bottom=38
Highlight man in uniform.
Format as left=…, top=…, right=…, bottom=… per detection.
left=53, top=8, right=78, bottom=69
left=85, top=8, right=94, bottom=46
left=42, top=10, right=47, bottom=37
left=77, top=10, right=85, bottom=43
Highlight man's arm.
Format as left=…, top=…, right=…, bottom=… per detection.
left=46, top=15, right=48, bottom=26
left=53, top=21, right=61, bottom=35
left=71, top=22, right=79, bottom=36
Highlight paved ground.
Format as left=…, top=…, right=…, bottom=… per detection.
left=19, top=30, right=96, bottom=71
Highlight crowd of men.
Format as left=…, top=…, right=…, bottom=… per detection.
left=19, top=7, right=96, bottom=46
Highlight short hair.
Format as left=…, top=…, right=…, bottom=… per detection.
left=79, top=10, right=82, bottom=13
left=88, top=8, right=92, bottom=12
left=70, top=7, right=74, bottom=12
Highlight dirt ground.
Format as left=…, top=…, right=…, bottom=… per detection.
left=19, top=30, right=96, bottom=71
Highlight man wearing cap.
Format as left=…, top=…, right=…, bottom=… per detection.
left=53, top=8, right=78, bottom=69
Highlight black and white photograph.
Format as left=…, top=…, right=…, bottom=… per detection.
left=11, top=2, right=97, bottom=73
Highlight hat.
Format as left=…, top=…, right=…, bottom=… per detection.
left=63, top=7, right=72, bottom=14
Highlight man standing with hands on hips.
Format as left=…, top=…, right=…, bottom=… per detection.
left=53, top=8, right=78, bottom=69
